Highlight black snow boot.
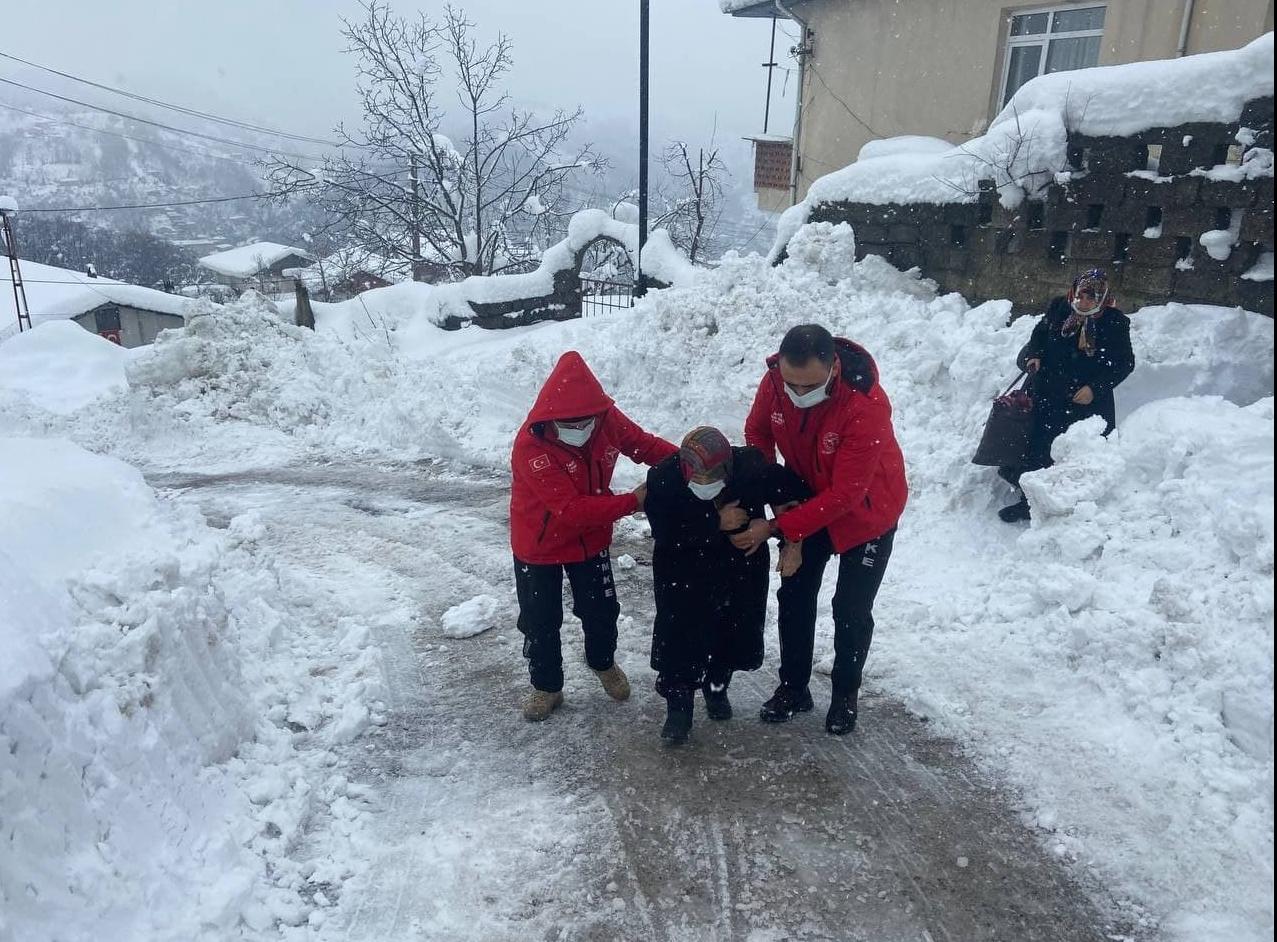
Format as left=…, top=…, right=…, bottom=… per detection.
left=759, top=684, right=814, bottom=723
left=661, top=690, right=694, bottom=746
left=825, top=692, right=858, bottom=736
left=998, top=497, right=1031, bottom=523
left=702, top=681, right=733, bottom=721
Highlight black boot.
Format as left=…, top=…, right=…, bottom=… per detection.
left=998, top=496, right=1031, bottom=523
left=702, top=681, right=733, bottom=721
left=661, top=690, right=694, bottom=745
left=825, top=691, right=858, bottom=736
left=759, top=684, right=814, bottom=723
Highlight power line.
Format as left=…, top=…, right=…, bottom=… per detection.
left=0, top=50, right=341, bottom=147
left=0, top=76, right=336, bottom=163
left=24, top=194, right=265, bottom=213
left=0, top=100, right=267, bottom=170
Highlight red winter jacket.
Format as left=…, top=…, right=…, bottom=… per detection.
left=510, top=352, right=677, bottom=565
left=744, top=338, right=907, bottom=553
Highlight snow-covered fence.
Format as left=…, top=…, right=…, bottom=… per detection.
left=435, top=211, right=695, bottom=330
left=778, top=36, right=1274, bottom=317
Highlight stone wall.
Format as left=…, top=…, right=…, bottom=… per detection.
left=806, top=96, right=1274, bottom=317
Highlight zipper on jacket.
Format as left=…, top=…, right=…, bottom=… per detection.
left=536, top=511, right=552, bottom=543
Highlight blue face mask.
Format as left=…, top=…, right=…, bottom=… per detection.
left=688, top=479, right=726, bottom=501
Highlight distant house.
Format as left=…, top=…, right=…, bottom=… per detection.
left=721, top=0, right=1275, bottom=210
left=290, top=248, right=412, bottom=301
left=2, top=259, right=192, bottom=348
left=198, top=241, right=316, bottom=294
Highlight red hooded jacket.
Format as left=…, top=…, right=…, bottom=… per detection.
left=511, top=352, right=677, bottom=565
left=744, top=338, right=907, bottom=553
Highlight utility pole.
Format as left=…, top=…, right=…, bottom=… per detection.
left=636, top=0, right=650, bottom=298
left=1, top=204, right=32, bottom=333
left=409, top=156, right=424, bottom=282
left=763, top=17, right=779, bottom=134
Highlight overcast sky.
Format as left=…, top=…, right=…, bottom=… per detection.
left=2, top=1, right=796, bottom=165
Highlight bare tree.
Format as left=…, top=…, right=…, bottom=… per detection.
left=652, top=141, right=728, bottom=264
left=263, top=2, right=601, bottom=280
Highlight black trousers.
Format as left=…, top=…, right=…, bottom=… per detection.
left=775, top=527, right=896, bottom=697
left=514, top=551, right=620, bottom=693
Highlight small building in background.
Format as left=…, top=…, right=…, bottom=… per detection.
left=290, top=247, right=412, bottom=301
left=2, top=259, right=193, bottom=347
left=198, top=241, right=316, bottom=294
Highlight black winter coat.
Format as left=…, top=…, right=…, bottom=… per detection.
left=646, top=446, right=809, bottom=686
left=1017, top=298, right=1135, bottom=465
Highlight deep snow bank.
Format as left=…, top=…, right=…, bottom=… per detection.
left=0, top=437, right=385, bottom=941
left=0, top=321, right=128, bottom=414
left=5, top=220, right=1273, bottom=941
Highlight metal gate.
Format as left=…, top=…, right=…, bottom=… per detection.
left=579, top=276, right=635, bottom=317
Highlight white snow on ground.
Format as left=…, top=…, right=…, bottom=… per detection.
left=0, top=321, right=128, bottom=413
left=0, top=438, right=387, bottom=941
left=440, top=594, right=502, bottom=639
left=0, top=219, right=1271, bottom=940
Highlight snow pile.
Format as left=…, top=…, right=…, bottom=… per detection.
left=441, top=594, right=501, bottom=639
left=774, top=32, right=1274, bottom=247
left=1014, top=400, right=1274, bottom=936
left=0, top=321, right=129, bottom=414
left=0, top=437, right=385, bottom=941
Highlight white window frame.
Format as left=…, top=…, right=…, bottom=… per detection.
left=1000, top=3, right=1107, bottom=107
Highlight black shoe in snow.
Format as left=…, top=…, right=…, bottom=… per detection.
left=759, top=685, right=814, bottom=723
left=825, top=695, right=858, bottom=736
left=998, top=497, right=1031, bottom=523
left=703, top=683, right=733, bottom=721
left=661, top=702, right=693, bottom=745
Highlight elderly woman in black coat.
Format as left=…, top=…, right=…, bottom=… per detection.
left=645, top=426, right=809, bottom=744
left=998, top=268, right=1136, bottom=522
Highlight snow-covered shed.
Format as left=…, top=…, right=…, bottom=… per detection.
left=198, top=241, right=316, bottom=294
left=2, top=259, right=192, bottom=348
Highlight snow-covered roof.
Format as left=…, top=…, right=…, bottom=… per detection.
left=198, top=241, right=316, bottom=278
left=1, top=259, right=192, bottom=322
left=289, top=248, right=412, bottom=291
left=719, top=0, right=786, bottom=17
left=777, top=32, right=1274, bottom=239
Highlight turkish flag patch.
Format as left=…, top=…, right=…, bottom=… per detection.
left=529, top=454, right=552, bottom=472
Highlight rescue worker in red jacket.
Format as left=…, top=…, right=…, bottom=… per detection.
left=510, top=351, right=678, bottom=721
left=741, top=325, right=908, bottom=735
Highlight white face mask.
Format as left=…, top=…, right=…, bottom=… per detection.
left=688, top=479, right=726, bottom=501
left=554, top=419, right=595, bottom=447
left=1070, top=289, right=1106, bottom=315
left=784, top=372, right=832, bottom=410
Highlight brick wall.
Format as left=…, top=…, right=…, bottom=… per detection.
left=805, top=96, right=1274, bottom=317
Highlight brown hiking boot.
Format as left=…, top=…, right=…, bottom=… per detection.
left=593, top=664, right=631, bottom=701
left=522, top=689, right=563, bottom=722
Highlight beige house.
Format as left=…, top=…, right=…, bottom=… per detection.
left=723, top=0, right=1275, bottom=210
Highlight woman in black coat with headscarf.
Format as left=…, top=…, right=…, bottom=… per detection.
left=998, top=268, right=1135, bottom=522
left=645, top=426, right=810, bottom=744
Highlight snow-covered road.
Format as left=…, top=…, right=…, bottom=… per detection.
left=154, top=460, right=1147, bottom=942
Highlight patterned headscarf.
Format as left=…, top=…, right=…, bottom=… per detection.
left=1062, top=268, right=1113, bottom=356
left=679, top=426, right=733, bottom=482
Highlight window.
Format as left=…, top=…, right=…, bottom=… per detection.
left=1002, top=5, right=1106, bottom=106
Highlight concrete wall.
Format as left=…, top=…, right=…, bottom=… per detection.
left=74, top=305, right=185, bottom=348
left=797, top=95, right=1274, bottom=317
left=794, top=0, right=1273, bottom=200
